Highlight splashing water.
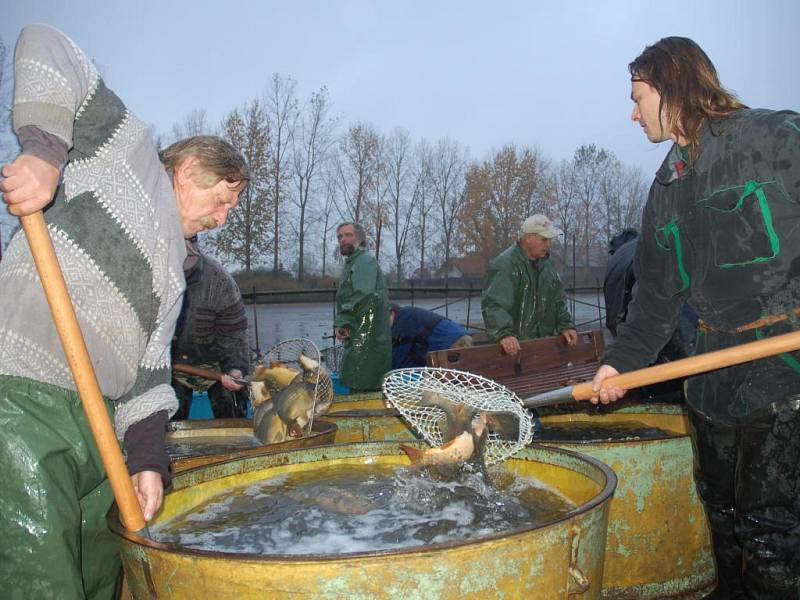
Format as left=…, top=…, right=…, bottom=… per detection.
left=151, top=464, right=575, bottom=555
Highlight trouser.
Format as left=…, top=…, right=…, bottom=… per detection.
left=0, top=376, right=120, bottom=600
left=685, top=353, right=800, bottom=599
left=172, top=380, right=247, bottom=419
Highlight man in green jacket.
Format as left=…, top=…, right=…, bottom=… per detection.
left=482, top=214, right=577, bottom=357
left=334, top=222, right=391, bottom=390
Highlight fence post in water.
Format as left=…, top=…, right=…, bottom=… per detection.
left=466, top=281, right=472, bottom=329
left=410, top=280, right=415, bottom=307
left=571, top=234, right=577, bottom=318
left=596, top=278, right=603, bottom=330
left=252, top=285, right=261, bottom=358
left=445, top=278, right=449, bottom=318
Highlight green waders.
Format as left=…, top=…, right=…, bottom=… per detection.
left=0, top=376, right=121, bottom=599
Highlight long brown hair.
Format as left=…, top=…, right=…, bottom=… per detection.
left=629, top=37, right=746, bottom=164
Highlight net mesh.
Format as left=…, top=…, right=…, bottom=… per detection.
left=259, top=338, right=334, bottom=432
left=383, top=367, right=534, bottom=465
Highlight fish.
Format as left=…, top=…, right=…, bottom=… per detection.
left=273, top=380, right=316, bottom=438
left=253, top=379, right=317, bottom=445
left=253, top=402, right=289, bottom=444
left=482, top=411, right=521, bottom=441
left=400, top=413, right=489, bottom=474
left=251, top=362, right=301, bottom=391
left=297, top=353, right=334, bottom=416
left=249, top=380, right=272, bottom=409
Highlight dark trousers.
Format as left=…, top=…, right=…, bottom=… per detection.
left=687, top=403, right=800, bottom=599
left=171, top=381, right=247, bottom=419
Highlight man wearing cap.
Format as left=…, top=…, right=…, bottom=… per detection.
left=481, top=214, right=577, bottom=357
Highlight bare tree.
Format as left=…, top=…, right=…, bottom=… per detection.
left=547, top=159, right=580, bottom=267
left=384, top=127, right=418, bottom=282
left=334, top=123, right=381, bottom=224
left=212, top=100, right=273, bottom=272
left=572, top=144, right=611, bottom=268
left=265, top=74, right=298, bottom=273
left=413, top=140, right=436, bottom=280
left=318, top=173, right=338, bottom=279
left=290, top=86, right=334, bottom=281
left=429, top=138, right=467, bottom=282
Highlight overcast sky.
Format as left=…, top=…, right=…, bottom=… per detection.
left=2, top=0, right=799, bottom=178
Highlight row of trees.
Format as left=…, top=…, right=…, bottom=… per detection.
left=162, top=74, right=649, bottom=282
left=0, top=37, right=649, bottom=280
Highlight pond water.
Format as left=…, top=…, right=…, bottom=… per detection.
left=246, top=293, right=605, bottom=357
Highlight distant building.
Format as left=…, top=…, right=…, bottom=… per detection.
left=439, top=255, right=487, bottom=281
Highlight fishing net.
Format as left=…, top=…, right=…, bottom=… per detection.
left=383, top=367, right=534, bottom=465
left=260, top=338, right=334, bottom=434
left=319, top=344, right=345, bottom=374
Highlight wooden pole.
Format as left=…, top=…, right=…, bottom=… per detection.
left=524, top=329, right=800, bottom=409
left=21, top=212, right=146, bottom=533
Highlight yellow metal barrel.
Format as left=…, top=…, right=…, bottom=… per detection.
left=324, top=408, right=418, bottom=443
left=166, top=418, right=337, bottom=473
left=112, top=441, right=615, bottom=599
left=536, top=403, right=715, bottom=599
left=327, top=390, right=386, bottom=412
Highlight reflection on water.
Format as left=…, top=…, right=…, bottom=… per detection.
left=535, top=420, right=682, bottom=442
left=247, top=294, right=603, bottom=355
left=152, top=463, right=575, bottom=555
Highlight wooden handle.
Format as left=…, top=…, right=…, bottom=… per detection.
left=21, top=212, right=146, bottom=532
left=172, top=363, right=224, bottom=382
left=569, top=328, right=800, bottom=401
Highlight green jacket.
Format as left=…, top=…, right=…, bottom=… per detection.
left=334, top=247, right=392, bottom=390
left=481, top=242, right=574, bottom=343
left=603, top=108, right=800, bottom=421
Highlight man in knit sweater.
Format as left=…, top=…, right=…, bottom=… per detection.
left=0, top=24, right=248, bottom=598
left=171, top=237, right=250, bottom=419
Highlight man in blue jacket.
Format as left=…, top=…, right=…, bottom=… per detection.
left=389, top=304, right=473, bottom=368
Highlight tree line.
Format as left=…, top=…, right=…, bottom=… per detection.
left=0, top=39, right=648, bottom=281
left=160, top=73, right=649, bottom=283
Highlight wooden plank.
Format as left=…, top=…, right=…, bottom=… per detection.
left=426, top=330, right=604, bottom=397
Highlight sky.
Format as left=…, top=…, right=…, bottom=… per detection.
left=2, top=0, right=799, bottom=178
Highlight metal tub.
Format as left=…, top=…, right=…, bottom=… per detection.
left=113, top=441, right=615, bottom=599
left=536, top=403, right=715, bottom=599
left=166, top=418, right=337, bottom=473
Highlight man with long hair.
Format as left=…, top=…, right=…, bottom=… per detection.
left=591, top=37, right=800, bottom=598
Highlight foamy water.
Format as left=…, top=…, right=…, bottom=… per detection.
left=151, top=464, right=575, bottom=555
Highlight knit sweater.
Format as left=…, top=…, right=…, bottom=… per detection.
left=0, top=24, right=185, bottom=439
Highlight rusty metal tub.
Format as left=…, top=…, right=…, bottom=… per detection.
left=166, top=418, right=337, bottom=473
left=536, top=402, right=715, bottom=599
left=112, top=441, right=616, bottom=599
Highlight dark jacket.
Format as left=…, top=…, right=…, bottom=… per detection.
left=391, top=306, right=471, bottom=368
left=334, top=247, right=392, bottom=389
left=604, top=108, right=800, bottom=419
left=172, top=251, right=250, bottom=377
left=481, top=242, right=574, bottom=343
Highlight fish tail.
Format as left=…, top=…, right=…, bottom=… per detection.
left=400, top=444, right=425, bottom=464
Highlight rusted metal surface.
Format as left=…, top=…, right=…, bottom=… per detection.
left=427, top=330, right=604, bottom=399
left=324, top=409, right=419, bottom=443
left=166, top=419, right=337, bottom=473
left=535, top=403, right=716, bottom=599
left=111, top=442, right=615, bottom=599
